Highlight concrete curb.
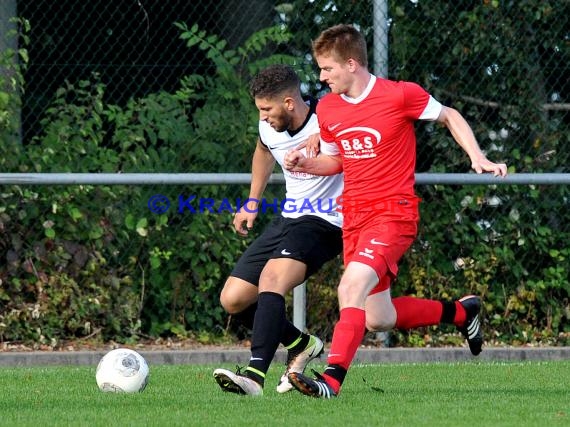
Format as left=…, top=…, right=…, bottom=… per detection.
left=1, top=347, right=569, bottom=367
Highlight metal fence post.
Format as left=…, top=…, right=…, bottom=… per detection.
left=293, top=281, right=306, bottom=331
left=373, top=0, right=389, bottom=78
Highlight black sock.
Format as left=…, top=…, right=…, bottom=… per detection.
left=232, top=302, right=258, bottom=330
left=324, top=364, right=347, bottom=386
left=246, top=292, right=286, bottom=386
left=440, top=301, right=456, bottom=324
left=281, top=322, right=309, bottom=352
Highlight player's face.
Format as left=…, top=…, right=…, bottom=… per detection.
left=254, top=97, right=292, bottom=132
left=316, top=54, right=352, bottom=95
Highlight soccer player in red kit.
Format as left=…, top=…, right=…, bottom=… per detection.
left=284, top=24, right=508, bottom=398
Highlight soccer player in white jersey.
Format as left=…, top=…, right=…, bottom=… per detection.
left=213, top=64, right=344, bottom=396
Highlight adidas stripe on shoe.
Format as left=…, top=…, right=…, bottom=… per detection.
left=287, top=371, right=337, bottom=399
left=458, top=295, right=483, bottom=356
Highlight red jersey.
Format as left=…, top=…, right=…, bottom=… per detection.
left=318, top=75, right=441, bottom=215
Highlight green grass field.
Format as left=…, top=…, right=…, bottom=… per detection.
left=1, top=360, right=569, bottom=426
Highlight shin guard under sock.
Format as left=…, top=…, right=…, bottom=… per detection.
left=393, top=296, right=443, bottom=329
left=232, top=302, right=258, bottom=330
left=393, top=297, right=468, bottom=329
left=281, top=321, right=307, bottom=349
left=247, top=292, right=286, bottom=385
left=324, top=307, right=366, bottom=391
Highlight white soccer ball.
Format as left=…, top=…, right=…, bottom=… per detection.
left=96, top=348, right=149, bottom=393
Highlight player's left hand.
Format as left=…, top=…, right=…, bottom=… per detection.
left=472, top=158, right=508, bottom=177
left=296, top=133, right=320, bottom=158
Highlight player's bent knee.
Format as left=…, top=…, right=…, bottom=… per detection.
left=365, top=310, right=396, bottom=332
left=337, top=281, right=369, bottom=307
left=219, top=294, right=236, bottom=314
left=365, top=318, right=395, bottom=332
left=219, top=277, right=258, bottom=314
left=219, top=290, right=247, bottom=315
left=220, top=297, right=249, bottom=315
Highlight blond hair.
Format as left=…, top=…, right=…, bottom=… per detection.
left=312, top=24, right=368, bottom=67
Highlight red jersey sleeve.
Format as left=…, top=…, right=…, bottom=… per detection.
left=402, top=82, right=431, bottom=120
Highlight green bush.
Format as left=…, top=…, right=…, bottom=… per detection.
left=0, top=20, right=568, bottom=348
left=0, top=23, right=293, bottom=345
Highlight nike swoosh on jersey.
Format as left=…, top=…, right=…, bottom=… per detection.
left=281, top=249, right=292, bottom=255
left=370, top=239, right=389, bottom=246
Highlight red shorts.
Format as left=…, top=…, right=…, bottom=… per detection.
left=343, top=210, right=418, bottom=295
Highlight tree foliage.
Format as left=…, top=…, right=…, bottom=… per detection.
left=0, top=2, right=568, bottom=347
left=0, top=22, right=293, bottom=345
left=279, top=0, right=570, bottom=345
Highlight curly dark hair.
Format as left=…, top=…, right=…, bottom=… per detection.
left=249, top=64, right=301, bottom=99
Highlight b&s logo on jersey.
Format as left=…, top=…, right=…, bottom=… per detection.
left=337, top=127, right=381, bottom=159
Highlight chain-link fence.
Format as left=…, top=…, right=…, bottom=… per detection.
left=0, top=1, right=569, bottom=346
left=12, top=1, right=568, bottom=158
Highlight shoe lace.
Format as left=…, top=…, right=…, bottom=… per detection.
left=234, top=365, right=246, bottom=376
left=311, top=369, right=328, bottom=383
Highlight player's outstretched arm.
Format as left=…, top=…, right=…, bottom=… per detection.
left=437, top=106, right=507, bottom=177
left=234, top=140, right=275, bottom=236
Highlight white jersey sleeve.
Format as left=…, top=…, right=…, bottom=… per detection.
left=319, top=139, right=340, bottom=156
left=418, top=95, right=443, bottom=121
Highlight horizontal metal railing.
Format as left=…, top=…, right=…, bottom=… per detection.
left=1, top=172, right=570, bottom=186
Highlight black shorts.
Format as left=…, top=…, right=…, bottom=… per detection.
left=231, top=215, right=343, bottom=286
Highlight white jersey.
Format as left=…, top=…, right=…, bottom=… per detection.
left=258, top=98, right=343, bottom=227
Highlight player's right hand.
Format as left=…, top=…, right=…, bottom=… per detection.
left=284, top=149, right=305, bottom=170
left=233, top=209, right=257, bottom=236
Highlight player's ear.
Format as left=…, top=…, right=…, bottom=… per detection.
left=347, top=58, right=358, bottom=72
left=283, top=96, right=295, bottom=111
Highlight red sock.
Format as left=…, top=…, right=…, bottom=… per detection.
left=454, top=300, right=467, bottom=327
left=327, top=307, right=366, bottom=370
left=393, top=296, right=443, bottom=329
left=322, top=373, right=341, bottom=393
